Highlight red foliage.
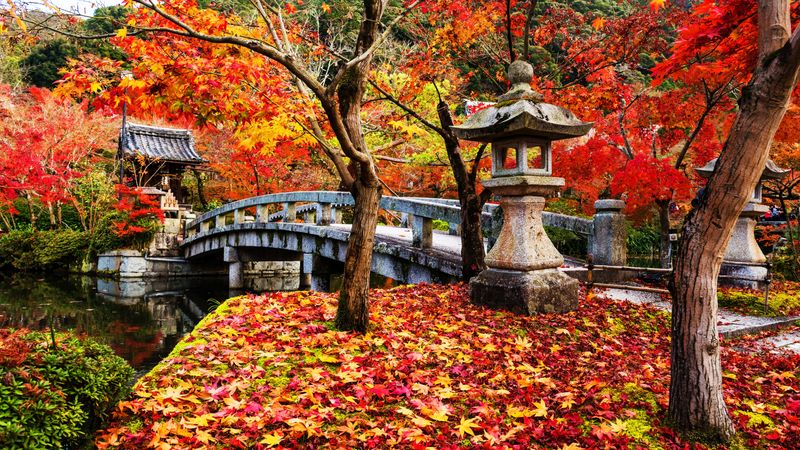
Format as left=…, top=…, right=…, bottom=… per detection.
left=0, top=329, right=33, bottom=367
left=96, top=284, right=800, bottom=449
left=111, top=184, right=164, bottom=239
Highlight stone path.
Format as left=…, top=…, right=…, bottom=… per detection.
left=597, top=286, right=800, bottom=351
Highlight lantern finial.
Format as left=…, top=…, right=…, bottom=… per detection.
left=499, top=60, right=543, bottom=102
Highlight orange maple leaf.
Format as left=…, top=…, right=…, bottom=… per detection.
left=591, top=17, right=605, bottom=30
left=649, top=0, right=666, bottom=11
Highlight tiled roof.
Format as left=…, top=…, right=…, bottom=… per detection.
left=121, top=123, right=205, bottom=164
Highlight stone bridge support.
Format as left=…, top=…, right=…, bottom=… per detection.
left=224, top=246, right=243, bottom=289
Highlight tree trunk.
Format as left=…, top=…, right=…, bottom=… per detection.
left=437, top=102, right=486, bottom=280
left=336, top=178, right=381, bottom=332
left=657, top=200, right=672, bottom=268
left=669, top=3, right=800, bottom=439
left=47, top=202, right=57, bottom=229
left=26, top=194, right=36, bottom=227
left=193, top=169, right=207, bottom=209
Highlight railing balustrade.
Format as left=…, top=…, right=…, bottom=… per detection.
left=184, top=192, right=626, bottom=262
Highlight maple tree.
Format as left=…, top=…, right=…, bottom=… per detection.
left=98, top=0, right=423, bottom=333
left=662, top=0, right=800, bottom=441
left=0, top=84, right=116, bottom=230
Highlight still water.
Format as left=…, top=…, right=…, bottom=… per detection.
left=0, top=272, right=301, bottom=377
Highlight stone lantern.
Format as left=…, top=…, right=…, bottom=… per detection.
left=695, top=158, right=790, bottom=288
left=451, top=60, right=593, bottom=314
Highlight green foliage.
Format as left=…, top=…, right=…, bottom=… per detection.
left=0, top=229, right=89, bottom=270
left=0, top=330, right=133, bottom=449
left=627, top=223, right=660, bottom=256
left=21, top=39, right=79, bottom=88
left=545, top=226, right=586, bottom=258
left=717, top=287, right=800, bottom=317
left=771, top=250, right=799, bottom=282
left=79, top=7, right=130, bottom=61
left=432, top=219, right=450, bottom=232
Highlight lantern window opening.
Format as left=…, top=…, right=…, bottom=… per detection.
left=491, top=138, right=552, bottom=177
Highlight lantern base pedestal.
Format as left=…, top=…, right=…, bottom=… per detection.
left=470, top=268, right=578, bottom=315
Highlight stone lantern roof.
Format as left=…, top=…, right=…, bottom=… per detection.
left=451, top=60, right=593, bottom=142
left=695, top=158, right=790, bottom=181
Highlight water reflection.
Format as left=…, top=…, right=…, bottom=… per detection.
left=0, top=272, right=300, bottom=377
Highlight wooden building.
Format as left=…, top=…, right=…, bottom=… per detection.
left=119, top=122, right=205, bottom=205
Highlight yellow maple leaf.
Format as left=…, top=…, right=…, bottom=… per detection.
left=411, top=416, right=432, bottom=427
left=533, top=400, right=548, bottom=417
left=318, top=353, right=339, bottom=363
left=649, top=0, right=666, bottom=11
left=260, top=433, right=282, bottom=447
left=116, top=27, right=127, bottom=38
left=455, top=416, right=481, bottom=438
left=321, top=2, right=331, bottom=13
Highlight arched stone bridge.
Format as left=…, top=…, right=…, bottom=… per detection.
left=181, top=191, right=625, bottom=289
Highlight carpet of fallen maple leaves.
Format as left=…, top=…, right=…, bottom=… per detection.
left=96, top=284, right=800, bottom=449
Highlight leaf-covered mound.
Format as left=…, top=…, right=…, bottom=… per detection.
left=97, top=284, right=800, bottom=449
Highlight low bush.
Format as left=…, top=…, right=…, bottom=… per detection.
left=0, top=229, right=89, bottom=270
left=545, top=225, right=586, bottom=259
left=0, top=329, right=133, bottom=449
left=718, top=283, right=800, bottom=316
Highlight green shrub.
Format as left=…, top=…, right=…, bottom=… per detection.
left=0, top=229, right=90, bottom=270
left=0, top=329, right=134, bottom=449
left=545, top=226, right=587, bottom=259
left=717, top=289, right=800, bottom=317
left=432, top=219, right=450, bottom=232
left=771, top=250, right=799, bottom=282
left=627, top=224, right=660, bottom=256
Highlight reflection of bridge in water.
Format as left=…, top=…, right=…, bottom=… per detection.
left=182, top=191, right=627, bottom=289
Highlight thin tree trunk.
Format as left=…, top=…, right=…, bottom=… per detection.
left=437, top=102, right=486, bottom=280
left=336, top=179, right=381, bottom=332
left=47, top=202, right=57, bottom=229
left=669, top=1, right=800, bottom=439
left=657, top=200, right=672, bottom=268
left=777, top=195, right=799, bottom=276
left=26, top=194, right=36, bottom=228
left=193, top=169, right=207, bottom=209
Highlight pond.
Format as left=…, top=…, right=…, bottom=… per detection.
left=0, top=272, right=301, bottom=378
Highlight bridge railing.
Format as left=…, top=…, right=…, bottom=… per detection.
left=185, top=193, right=626, bottom=263
left=185, top=191, right=462, bottom=249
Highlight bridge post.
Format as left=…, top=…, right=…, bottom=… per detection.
left=256, top=205, right=269, bottom=223
left=234, top=209, right=245, bottom=224
left=412, top=216, right=433, bottom=249
left=590, top=199, right=627, bottom=266
left=331, top=207, right=342, bottom=224
left=317, top=204, right=332, bottom=226
left=223, top=246, right=244, bottom=289
left=301, top=253, right=313, bottom=288
left=200, top=220, right=210, bottom=233
left=215, top=215, right=225, bottom=230
left=400, top=213, right=410, bottom=228
left=448, top=222, right=460, bottom=236
left=283, top=202, right=296, bottom=222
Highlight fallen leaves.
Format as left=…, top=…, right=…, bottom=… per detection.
left=95, top=284, right=800, bottom=449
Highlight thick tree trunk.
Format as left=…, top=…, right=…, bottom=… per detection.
left=669, top=4, right=800, bottom=439
left=657, top=200, right=672, bottom=268
left=336, top=179, right=381, bottom=332
left=437, top=102, right=486, bottom=280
